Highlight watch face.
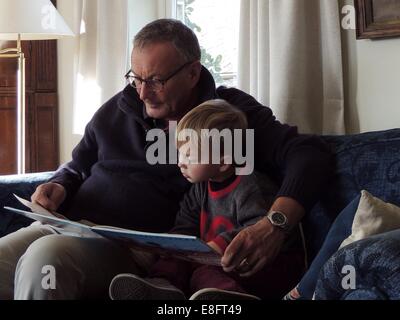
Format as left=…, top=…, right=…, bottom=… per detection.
left=271, top=212, right=286, bottom=226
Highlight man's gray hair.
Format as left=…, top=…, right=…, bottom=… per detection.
left=133, top=19, right=201, bottom=63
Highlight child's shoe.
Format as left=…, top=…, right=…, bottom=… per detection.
left=189, top=288, right=260, bottom=300
left=109, top=273, right=185, bottom=300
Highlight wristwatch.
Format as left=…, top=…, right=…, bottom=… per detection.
left=266, top=210, right=290, bottom=232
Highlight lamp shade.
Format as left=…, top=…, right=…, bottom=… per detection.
left=0, top=0, right=74, bottom=40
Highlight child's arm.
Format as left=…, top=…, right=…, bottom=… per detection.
left=207, top=241, right=224, bottom=255
left=170, top=184, right=203, bottom=237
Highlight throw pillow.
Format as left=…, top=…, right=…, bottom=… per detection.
left=339, top=190, right=400, bottom=249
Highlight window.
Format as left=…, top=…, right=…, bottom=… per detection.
left=175, top=0, right=241, bottom=87
left=127, top=0, right=241, bottom=87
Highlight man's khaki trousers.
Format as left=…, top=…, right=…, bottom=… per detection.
left=0, top=224, right=156, bottom=299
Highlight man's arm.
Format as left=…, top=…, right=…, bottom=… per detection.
left=218, top=87, right=333, bottom=276
left=269, top=196, right=305, bottom=227
left=31, top=120, right=99, bottom=211
left=218, top=86, right=333, bottom=211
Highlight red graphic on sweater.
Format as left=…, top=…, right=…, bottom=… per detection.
left=200, top=211, right=235, bottom=243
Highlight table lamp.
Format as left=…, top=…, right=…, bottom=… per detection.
left=0, top=0, right=74, bottom=174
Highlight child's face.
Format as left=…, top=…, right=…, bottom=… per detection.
left=177, top=144, right=222, bottom=183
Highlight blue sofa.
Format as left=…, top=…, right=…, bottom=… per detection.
left=303, top=128, right=400, bottom=260
left=0, top=172, right=53, bottom=236
left=1, top=128, right=400, bottom=299
left=301, top=128, right=400, bottom=299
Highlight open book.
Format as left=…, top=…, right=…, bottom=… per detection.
left=4, top=195, right=221, bottom=266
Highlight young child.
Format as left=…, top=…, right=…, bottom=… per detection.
left=109, top=99, right=301, bottom=300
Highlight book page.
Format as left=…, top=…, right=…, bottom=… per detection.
left=14, top=194, right=68, bottom=220
left=7, top=195, right=100, bottom=238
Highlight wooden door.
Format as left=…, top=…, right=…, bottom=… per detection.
left=0, top=39, right=59, bottom=175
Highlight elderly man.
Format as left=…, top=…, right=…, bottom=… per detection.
left=0, top=19, right=332, bottom=299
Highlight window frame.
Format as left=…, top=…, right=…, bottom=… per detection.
left=158, top=0, right=177, bottom=18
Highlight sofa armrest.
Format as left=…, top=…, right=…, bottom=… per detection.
left=314, top=229, right=400, bottom=300
left=0, top=172, right=54, bottom=237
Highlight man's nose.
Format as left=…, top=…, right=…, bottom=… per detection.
left=139, top=82, right=152, bottom=101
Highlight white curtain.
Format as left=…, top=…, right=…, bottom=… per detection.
left=61, top=0, right=129, bottom=135
left=238, top=0, right=345, bottom=134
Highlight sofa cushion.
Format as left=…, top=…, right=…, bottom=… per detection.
left=340, top=190, right=400, bottom=248
left=0, top=172, right=53, bottom=237
left=305, top=128, right=400, bottom=261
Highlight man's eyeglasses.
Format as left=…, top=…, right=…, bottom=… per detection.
left=125, top=61, right=194, bottom=92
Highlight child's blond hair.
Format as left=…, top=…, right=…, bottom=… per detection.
left=176, top=99, right=247, bottom=165
left=178, top=99, right=247, bottom=136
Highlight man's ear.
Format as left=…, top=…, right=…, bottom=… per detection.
left=188, top=61, right=202, bottom=89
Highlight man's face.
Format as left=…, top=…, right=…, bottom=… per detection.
left=131, top=42, right=200, bottom=121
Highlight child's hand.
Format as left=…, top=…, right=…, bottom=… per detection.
left=207, top=241, right=223, bottom=255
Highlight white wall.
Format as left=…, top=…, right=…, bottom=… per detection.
left=341, top=0, right=400, bottom=133
left=355, top=38, right=400, bottom=132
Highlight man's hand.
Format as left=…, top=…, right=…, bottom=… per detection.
left=31, top=182, right=66, bottom=212
left=221, top=197, right=305, bottom=277
left=221, top=217, right=285, bottom=277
